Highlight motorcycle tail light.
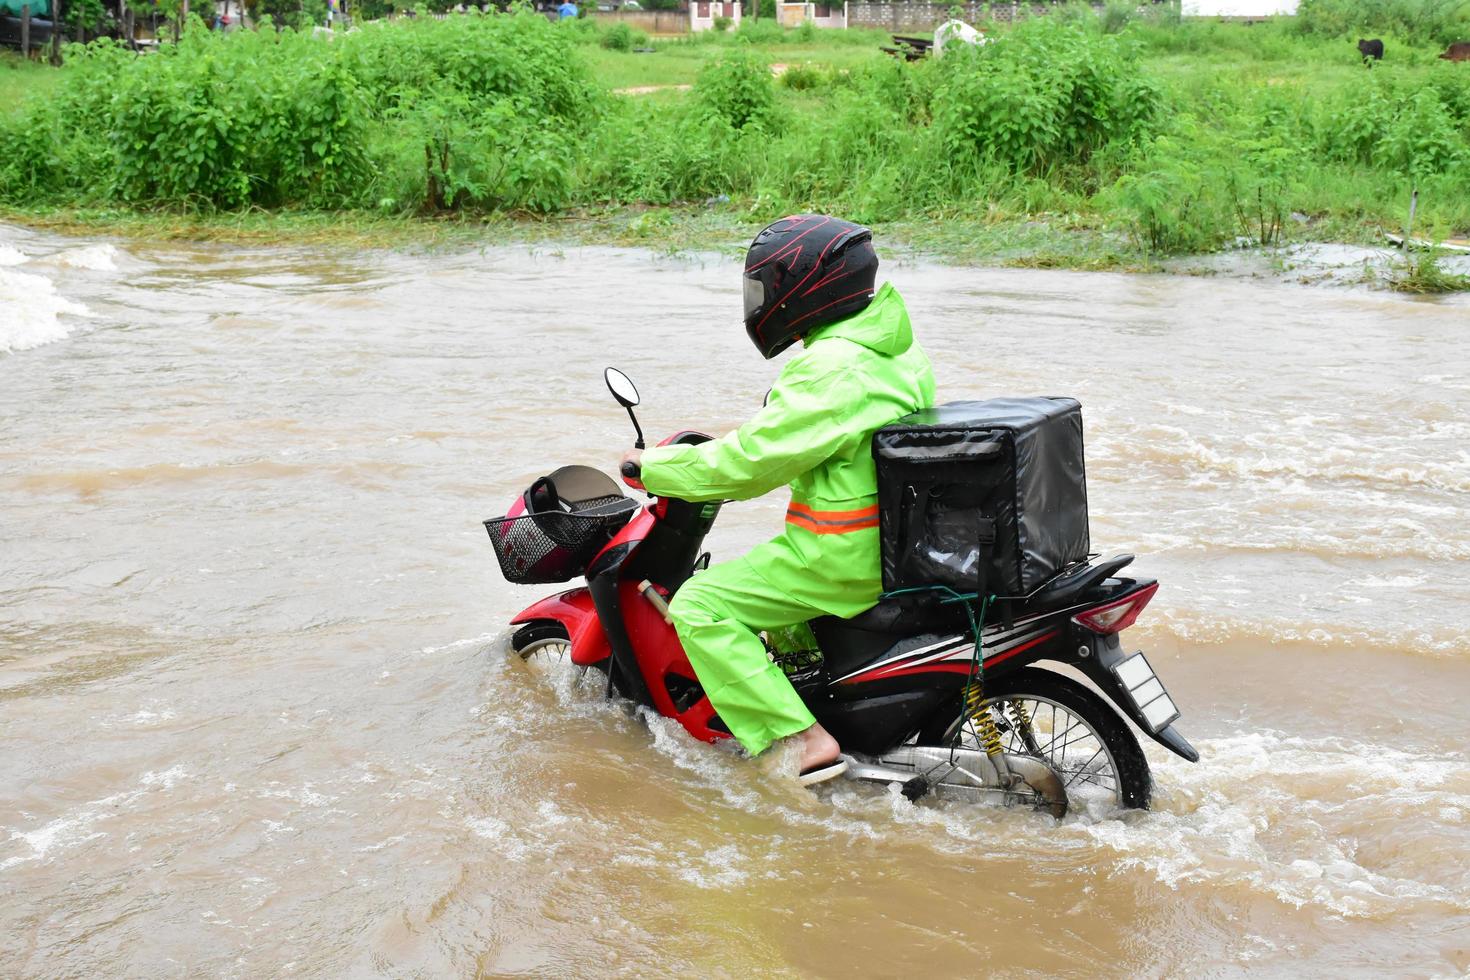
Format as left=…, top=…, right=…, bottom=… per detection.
left=1073, top=582, right=1158, bottom=635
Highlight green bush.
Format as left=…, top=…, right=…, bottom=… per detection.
left=694, top=48, right=775, bottom=129
left=778, top=62, right=827, bottom=90
left=341, top=12, right=597, bottom=121
left=736, top=18, right=784, bottom=44
left=601, top=22, right=639, bottom=50
left=1101, top=0, right=1135, bottom=33
left=0, top=10, right=597, bottom=212
left=1103, top=134, right=1234, bottom=253
left=1295, top=0, right=1470, bottom=46
left=931, top=20, right=1163, bottom=174
left=713, top=14, right=732, bottom=31
left=1314, top=68, right=1470, bottom=178
left=390, top=93, right=576, bottom=212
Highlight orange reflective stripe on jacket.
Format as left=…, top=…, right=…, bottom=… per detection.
left=785, top=501, right=880, bottom=535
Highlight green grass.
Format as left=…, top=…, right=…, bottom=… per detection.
left=0, top=52, right=65, bottom=110
left=583, top=35, right=888, bottom=90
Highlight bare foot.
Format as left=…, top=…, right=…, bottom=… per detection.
left=797, top=722, right=841, bottom=772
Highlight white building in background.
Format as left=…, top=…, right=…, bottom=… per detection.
left=1181, top=0, right=1300, bottom=14
left=776, top=1, right=847, bottom=28
left=690, top=0, right=740, bottom=31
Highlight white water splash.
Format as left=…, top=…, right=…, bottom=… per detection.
left=35, top=243, right=120, bottom=272
left=1060, top=732, right=1470, bottom=918
left=0, top=266, right=96, bottom=353
left=0, top=768, right=191, bottom=872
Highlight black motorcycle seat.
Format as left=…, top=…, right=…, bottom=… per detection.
left=814, top=592, right=968, bottom=637
left=1026, top=554, right=1135, bottom=614
left=813, top=554, right=1137, bottom=637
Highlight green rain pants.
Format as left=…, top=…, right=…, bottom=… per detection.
left=640, top=284, right=935, bottom=754
left=669, top=517, right=882, bottom=755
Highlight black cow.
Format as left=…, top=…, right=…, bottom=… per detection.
left=1358, top=38, right=1385, bottom=62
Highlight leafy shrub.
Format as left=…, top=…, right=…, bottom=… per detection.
left=778, top=62, right=827, bottom=90
left=391, top=92, right=576, bottom=212
left=1103, top=135, right=1234, bottom=253
left=1315, top=69, right=1470, bottom=178
left=586, top=99, right=751, bottom=204
left=0, top=11, right=597, bottom=212
left=694, top=48, right=775, bottom=129
left=342, top=12, right=598, bottom=121
left=1138, top=0, right=1180, bottom=27
left=561, top=15, right=603, bottom=43
left=736, top=18, right=784, bottom=44
left=601, top=22, right=636, bottom=50
left=247, top=0, right=329, bottom=31
left=1101, top=0, right=1135, bottom=33
left=931, top=20, right=1163, bottom=174
left=73, top=28, right=373, bottom=208
left=1377, top=87, right=1466, bottom=178
left=713, top=14, right=732, bottom=31
left=1294, top=0, right=1470, bottom=46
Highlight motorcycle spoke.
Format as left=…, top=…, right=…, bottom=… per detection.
left=1061, top=747, right=1108, bottom=788
left=950, top=694, right=1125, bottom=809
left=1041, top=716, right=1088, bottom=758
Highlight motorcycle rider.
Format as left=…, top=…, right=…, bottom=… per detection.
left=620, top=215, right=935, bottom=784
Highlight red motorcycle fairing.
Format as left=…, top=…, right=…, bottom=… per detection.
left=616, top=579, right=727, bottom=744
left=592, top=504, right=657, bottom=567
left=510, top=588, right=610, bottom=667
left=511, top=502, right=728, bottom=743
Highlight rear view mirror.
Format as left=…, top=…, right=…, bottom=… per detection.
left=605, top=367, right=640, bottom=408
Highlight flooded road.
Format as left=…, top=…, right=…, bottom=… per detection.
left=2, top=223, right=1468, bottom=977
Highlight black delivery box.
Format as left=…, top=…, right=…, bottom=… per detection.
left=872, top=397, right=1090, bottom=597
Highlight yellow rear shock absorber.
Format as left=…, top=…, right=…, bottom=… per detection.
left=1009, top=698, right=1042, bottom=756
left=965, top=680, right=1005, bottom=758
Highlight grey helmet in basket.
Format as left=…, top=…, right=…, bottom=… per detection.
left=486, top=465, right=638, bottom=585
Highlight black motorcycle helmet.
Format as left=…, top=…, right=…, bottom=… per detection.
left=743, top=214, right=880, bottom=360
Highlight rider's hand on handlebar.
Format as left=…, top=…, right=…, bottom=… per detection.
left=619, top=449, right=645, bottom=490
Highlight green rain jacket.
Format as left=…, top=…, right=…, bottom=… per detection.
left=639, top=283, right=936, bottom=617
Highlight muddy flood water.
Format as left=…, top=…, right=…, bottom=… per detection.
left=2, top=223, right=1468, bottom=977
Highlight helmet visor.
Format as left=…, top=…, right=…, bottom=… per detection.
left=743, top=273, right=766, bottom=322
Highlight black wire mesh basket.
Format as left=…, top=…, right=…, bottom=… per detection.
left=484, top=497, right=638, bottom=585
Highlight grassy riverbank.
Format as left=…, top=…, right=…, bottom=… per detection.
left=2, top=10, right=1468, bottom=288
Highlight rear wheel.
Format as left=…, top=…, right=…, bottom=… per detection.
left=932, top=667, right=1153, bottom=810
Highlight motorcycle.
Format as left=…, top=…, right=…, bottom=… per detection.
left=487, top=368, right=1198, bottom=815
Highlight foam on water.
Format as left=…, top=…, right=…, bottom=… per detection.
left=0, top=767, right=191, bottom=872
left=1064, top=732, right=1470, bottom=918
left=0, top=265, right=96, bottom=353
left=612, top=689, right=1470, bottom=919
left=35, top=243, right=120, bottom=271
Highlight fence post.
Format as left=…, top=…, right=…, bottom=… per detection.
left=49, top=0, right=61, bottom=64
left=20, top=4, right=30, bottom=56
